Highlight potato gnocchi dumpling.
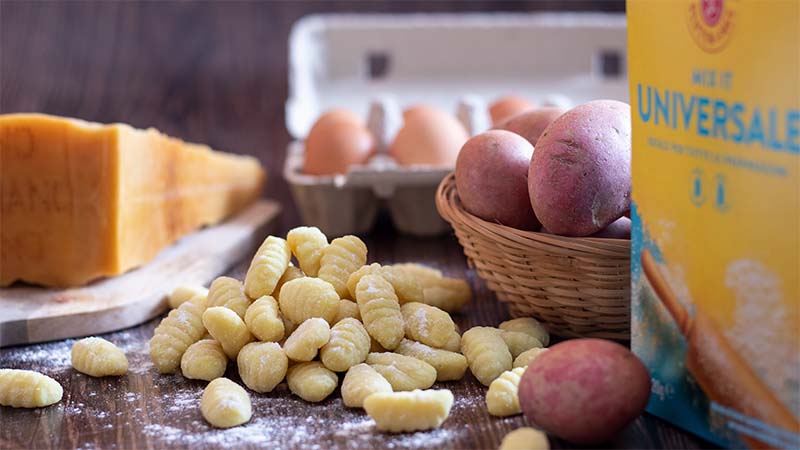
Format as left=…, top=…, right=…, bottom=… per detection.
left=201, top=377, right=251, bottom=428
left=391, top=263, right=443, bottom=285
left=244, top=236, right=291, bottom=299
left=237, top=342, right=288, bottom=393
left=500, top=330, right=544, bottom=359
left=486, top=367, right=526, bottom=417
left=513, top=347, right=548, bottom=369
left=363, top=389, right=454, bottom=433
left=284, top=318, right=331, bottom=362
left=499, top=317, right=550, bottom=347
left=168, top=285, right=209, bottom=309
left=286, top=226, right=328, bottom=277
left=287, top=362, right=338, bottom=403
left=202, top=307, right=253, bottom=359
left=499, top=427, right=550, bottom=450
left=356, top=274, right=405, bottom=350
left=401, top=302, right=455, bottom=348
left=366, top=352, right=436, bottom=391
left=394, top=338, right=467, bottom=382
left=273, top=265, right=304, bottom=300
left=207, top=276, right=251, bottom=319
left=71, top=337, right=128, bottom=377
left=244, top=296, right=285, bottom=342
left=320, top=318, right=370, bottom=372
left=278, top=277, right=340, bottom=325
left=341, top=363, right=393, bottom=408
left=334, top=299, right=361, bottom=324
left=439, top=331, right=462, bottom=353
left=318, top=235, right=368, bottom=298
left=347, top=263, right=423, bottom=304
left=149, top=296, right=207, bottom=373
left=181, top=339, right=227, bottom=381
left=461, top=326, right=512, bottom=386
left=0, top=369, right=63, bottom=408
left=421, top=278, right=472, bottom=313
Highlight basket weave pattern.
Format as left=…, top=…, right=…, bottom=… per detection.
left=436, top=173, right=630, bottom=340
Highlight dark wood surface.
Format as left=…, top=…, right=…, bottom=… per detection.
left=0, top=1, right=715, bottom=449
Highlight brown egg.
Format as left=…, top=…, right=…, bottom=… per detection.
left=304, top=109, right=375, bottom=175
left=489, top=95, right=535, bottom=126
left=496, top=107, right=566, bottom=146
left=389, top=105, right=469, bottom=167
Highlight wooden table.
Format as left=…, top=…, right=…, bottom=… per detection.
left=1, top=1, right=715, bottom=449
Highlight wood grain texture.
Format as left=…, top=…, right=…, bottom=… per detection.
left=0, top=201, right=280, bottom=348
left=0, top=1, right=716, bottom=449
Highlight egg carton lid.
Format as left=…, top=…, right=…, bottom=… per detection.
left=286, top=12, right=628, bottom=139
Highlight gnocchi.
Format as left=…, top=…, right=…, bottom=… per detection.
left=363, top=389, right=454, bottom=433
left=355, top=274, right=404, bottom=350
left=71, top=337, right=129, bottom=377
left=486, top=367, right=526, bottom=417
left=286, top=226, right=328, bottom=277
left=181, top=339, right=227, bottom=381
left=207, top=276, right=251, bottom=319
left=341, top=363, right=393, bottom=408
left=202, top=307, right=253, bottom=359
left=273, top=265, right=304, bottom=300
left=347, top=263, right=423, bottom=304
left=286, top=362, right=338, bottom=402
left=391, top=263, right=443, bottom=285
left=278, top=277, right=340, bottom=325
left=244, top=296, right=285, bottom=342
left=501, top=330, right=544, bottom=359
left=318, top=235, right=368, bottom=298
left=499, top=317, right=550, bottom=347
left=237, top=342, right=288, bottom=393
left=201, top=377, right=251, bottom=428
left=461, top=326, right=512, bottom=386
left=401, top=302, right=455, bottom=348
left=394, top=338, right=468, bottom=382
left=334, top=299, right=361, bottom=324
left=283, top=318, right=331, bottom=362
left=366, top=352, right=436, bottom=391
left=499, top=427, right=550, bottom=450
left=440, top=331, right=462, bottom=353
left=513, top=347, right=548, bottom=368
left=244, top=236, right=291, bottom=299
left=168, top=285, right=209, bottom=309
left=0, top=369, right=63, bottom=408
left=421, top=278, right=472, bottom=313
left=320, top=318, right=370, bottom=372
left=149, top=296, right=207, bottom=373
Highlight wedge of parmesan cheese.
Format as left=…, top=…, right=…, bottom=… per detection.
left=1, top=113, right=265, bottom=287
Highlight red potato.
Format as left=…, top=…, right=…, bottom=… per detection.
left=590, top=217, right=631, bottom=239
left=455, top=130, right=540, bottom=230
left=518, top=339, right=651, bottom=445
left=496, top=107, right=566, bottom=146
left=528, top=100, right=631, bottom=236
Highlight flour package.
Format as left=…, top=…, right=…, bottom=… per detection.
left=627, top=0, right=799, bottom=448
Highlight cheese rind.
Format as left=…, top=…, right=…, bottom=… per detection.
left=0, top=114, right=265, bottom=287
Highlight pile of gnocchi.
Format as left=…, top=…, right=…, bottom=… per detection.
left=0, top=225, right=552, bottom=446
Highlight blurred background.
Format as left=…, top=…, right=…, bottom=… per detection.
left=0, top=0, right=624, bottom=229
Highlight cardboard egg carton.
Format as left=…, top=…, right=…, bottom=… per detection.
left=285, top=12, right=628, bottom=237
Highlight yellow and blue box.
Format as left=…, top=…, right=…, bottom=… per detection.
left=628, top=0, right=799, bottom=447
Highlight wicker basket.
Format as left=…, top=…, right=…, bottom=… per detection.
left=436, top=173, right=630, bottom=340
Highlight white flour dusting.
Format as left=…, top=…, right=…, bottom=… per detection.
left=724, top=259, right=799, bottom=415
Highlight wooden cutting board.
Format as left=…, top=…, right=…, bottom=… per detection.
left=0, top=200, right=281, bottom=348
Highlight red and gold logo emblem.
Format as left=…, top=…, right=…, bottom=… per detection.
left=687, top=0, right=735, bottom=53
